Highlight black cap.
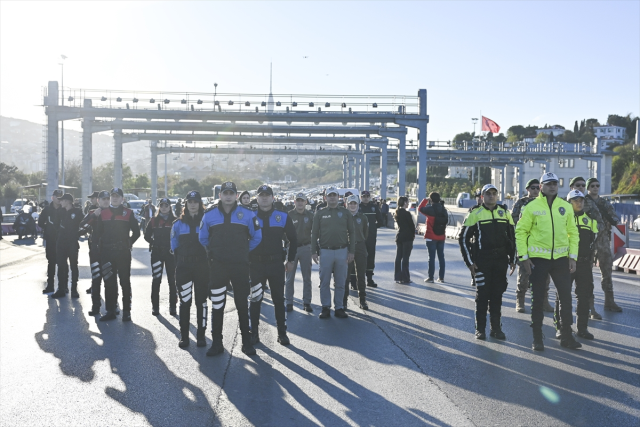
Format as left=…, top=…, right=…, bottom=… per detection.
left=52, top=189, right=63, bottom=197
left=110, top=187, right=124, bottom=197
left=361, top=190, right=371, bottom=197
left=257, top=184, right=273, bottom=196
left=87, top=191, right=100, bottom=198
left=221, top=181, right=237, bottom=194
left=98, top=190, right=110, bottom=199
left=185, top=190, right=201, bottom=201
left=526, top=179, right=540, bottom=189
left=158, top=197, right=171, bottom=205
left=57, top=193, right=74, bottom=202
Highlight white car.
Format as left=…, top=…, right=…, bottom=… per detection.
left=388, top=201, right=398, bottom=209
left=127, top=200, right=146, bottom=222
left=633, top=216, right=640, bottom=232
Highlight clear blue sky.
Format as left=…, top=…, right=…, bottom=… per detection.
left=1, top=1, right=638, bottom=140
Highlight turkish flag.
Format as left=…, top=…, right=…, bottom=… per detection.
left=482, top=116, right=500, bottom=133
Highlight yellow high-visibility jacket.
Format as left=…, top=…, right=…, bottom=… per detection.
left=515, top=194, right=579, bottom=261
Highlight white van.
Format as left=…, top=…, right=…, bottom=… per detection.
left=456, top=192, right=471, bottom=207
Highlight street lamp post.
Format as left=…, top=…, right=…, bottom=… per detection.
left=59, top=55, right=67, bottom=185
left=472, top=118, right=478, bottom=136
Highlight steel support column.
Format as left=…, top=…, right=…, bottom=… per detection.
left=46, top=81, right=59, bottom=200
left=518, top=165, right=525, bottom=198
left=363, top=149, right=370, bottom=191
left=397, top=133, right=406, bottom=196
left=113, top=129, right=123, bottom=188
left=151, top=141, right=158, bottom=203
left=416, top=89, right=428, bottom=201
left=354, top=143, right=360, bottom=189
left=343, top=156, right=348, bottom=188
left=380, top=146, right=388, bottom=200
left=81, top=116, right=93, bottom=203
left=348, top=157, right=354, bottom=188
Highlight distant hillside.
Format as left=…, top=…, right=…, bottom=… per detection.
left=0, top=116, right=151, bottom=176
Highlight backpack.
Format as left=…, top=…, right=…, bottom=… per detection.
left=432, top=205, right=449, bottom=236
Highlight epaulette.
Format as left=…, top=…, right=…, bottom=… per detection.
left=467, top=204, right=482, bottom=213
left=498, top=204, right=508, bottom=210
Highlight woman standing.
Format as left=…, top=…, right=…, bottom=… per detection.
left=170, top=191, right=210, bottom=348
left=394, top=196, right=415, bottom=283
left=144, top=198, right=177, bottom=316
left=239, top=190, right=252, bottom=209
left=418, top=192, right=447, bottom=283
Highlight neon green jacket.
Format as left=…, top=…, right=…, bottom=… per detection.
left=515, top=193, right=579, bottom=261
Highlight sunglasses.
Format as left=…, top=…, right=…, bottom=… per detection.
left=529, top=186, right=540, bottom=190
left=573, top=183, right=586, bottom=187
left=590, top=184, right=600, bottom=188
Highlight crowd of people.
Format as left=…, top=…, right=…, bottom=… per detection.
left=31, top=171, right=623, bottom=356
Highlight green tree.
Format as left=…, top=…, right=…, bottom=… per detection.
left=579, top=131, right=595, bottom=144
left=92, top=163, right=133, bottom=193
left=585, top=118, right=600, bottom=130
left=124, top=173, right=151, bottom=190
left=559, top=130, right=578, bottom=143
left=574, top=121, right=579, bottom=134
left=494, top=133, right=507, bottom=143
left=534, top=133, right=549, bottom=144
left=0, top=163, right=19, bottom=186
left=406, top=167, right=417, bottom=183
left=172, top=179, right=201, bottom=197
left=452, top=132, right=474, bottom=144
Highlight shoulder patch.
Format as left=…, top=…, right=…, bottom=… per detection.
left=337, top=211, right=343, bottom=218
left=582, top=217, right=588, bottom=225
left=237, top=211, right=244, bottom=220
left=558, top=207, right=566, bottom=216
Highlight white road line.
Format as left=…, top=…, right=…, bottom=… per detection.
left=411, top=271, right=475, bottom=301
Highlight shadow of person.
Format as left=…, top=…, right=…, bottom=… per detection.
left=35, top=296, right=218, bottom=426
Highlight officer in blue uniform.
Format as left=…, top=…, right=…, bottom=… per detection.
left=199, top=182, right=262, bottom=357
left=171, top=191, right=209, bottom=348
left=248, top=185, right=297, bottom=346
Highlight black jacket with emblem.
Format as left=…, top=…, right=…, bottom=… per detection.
left=57, top=207, right=84, bottom=246
left=359, top=201, right=383, bottom=235
left=288, top=208, right=314, bottom=247
left=459, top=204, right=516, bottom=267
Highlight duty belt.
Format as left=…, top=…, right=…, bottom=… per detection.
left=250, top=254, right=281, bottom=263
left=320, top=245, right=347, bottom=250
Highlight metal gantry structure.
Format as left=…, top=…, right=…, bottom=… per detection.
left=43, top=81, right=427, bottom=202
left=43, top=81, right=613, bottom=203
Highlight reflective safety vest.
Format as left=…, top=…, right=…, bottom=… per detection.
left=515, top=194, right=579, bottom=261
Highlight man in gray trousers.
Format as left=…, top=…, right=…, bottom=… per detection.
left=311, top=186, right=356, bottom=319
left=285, top=193, right=315, bottom=313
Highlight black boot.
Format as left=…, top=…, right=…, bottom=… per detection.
left=532, top=330, right=544, bottom=351
left=88, top=306, right=101, bottom=316
left=179, top=327, right=190, bottom=348
left=196, top=328, right=207, bottom=347
left=206, top=339, right=224, bottom=356
left=42, top=284, right=54, bottom=294
left=277, top=333, right=290, bottom=346
left=366, top=275, right=378, bottom=288
left=86, top=287, right=92, bottom=294
left=122, top=311, right=131, bottom=322
left=241, top=336, right=257, bottom=356
left=151, top=288, right=160, bottom=316
left=560, top=328, right=582, bottom=349
left=359, top=297, right=369, bottom=310
left=71, top=284, right=79, bottom=299
left=249, top=300, right=262, bottom=343
left=51, top=288, right=66, bottom=298
left=99, top=311, right=117, bottom=322
left=577, top=329, right=594, bottom=339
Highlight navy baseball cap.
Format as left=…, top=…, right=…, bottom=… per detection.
left=185, top=191, right=201, bottom=201
left=257, top=184, right=273, bottom=196
left=295, top=192, right=306, bottom=200
left=57, top=193, right=74, bottom=202
left=221, top=181, right=237, bottom=194
left=52, top=189, right=63, bottom=197
left=110, top=187, right=124, bottom=197
left=361, top=190, right=371, bottom=197
left=98, top=191, right=110, bottom=199
left=87, top=191, right=100, bottom=198
left=158, top=197, right=171, bottom=205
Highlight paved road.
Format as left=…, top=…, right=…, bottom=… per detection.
left=1, top=230, right=638, bottom=427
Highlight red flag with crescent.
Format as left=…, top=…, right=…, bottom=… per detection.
left=482, top=116, right=500, bottom=133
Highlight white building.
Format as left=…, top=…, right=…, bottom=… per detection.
left=535, top=126, right=566, bottom=137
left=593, top=125, right=626, bottom=144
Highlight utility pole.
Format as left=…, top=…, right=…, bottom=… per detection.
left=59, top=55, right=67, bottom=185
left=472, top=118, right=478, bottom=136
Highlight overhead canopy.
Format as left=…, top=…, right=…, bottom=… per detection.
left=22, top=183, right=77, bottom=190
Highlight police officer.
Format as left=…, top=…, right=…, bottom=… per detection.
left=569, top=176, right=604, bottom=319
left=38, top=189, right=63, bottom=294
left=199, top=181, right=261, bottom=356
left=311, top=186, right=356, bottom=319
left=82, top=191, right=100, bottom=294
left=94, top=188, right=141, bottom=322
left=79, top=190, right=111, bottom=314
left=285, top=193, right=314, bottom=313
left=174, top=198, right=183, bottom=217
left=586, top=177, right=623, bottom=312
left=344, top=194, right=369, bottom=310
left=459, top=184, right=516, bottom=340
left=554, top=190, right=598, bottom=340
left=516, top=172, right=581, bottom=351
left=248, top=185, right=297, bottom=346
left=171, top=191, right=209, bottom=348
left=145, top=197, right=177, bottom=316
left=359, top=190, right=383, bottom=287
left=51, top=194, right=83, bottom=299
left=511, top=179, right=553, bottom=313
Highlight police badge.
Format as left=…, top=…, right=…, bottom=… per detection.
left=356, top=218, right=361, bottom=224
left=275, top=215, right=281, bottom=222
left=498, top=210, right=504, bottom=217
left=304, top=217, right=309, bottom=223
left=237, top=212, right=244, bottom=220
left=371, top=207, right=375, bottom=212
left=559, top=207, right=565, bottom=216
left=582, top=217, right=588, bottom=225
left=71, top=213, right=76, bottom=219
left=337, top=212, right=343, bottom=218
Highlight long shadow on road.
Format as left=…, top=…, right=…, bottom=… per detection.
left=35, top=297, right=217, bottom=426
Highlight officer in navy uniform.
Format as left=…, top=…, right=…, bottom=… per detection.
left=248, top=185, right=297, bottom=346
left=359, top=190, right=383, bottom=287
left=171, top=191, right=209, bottom=348
left=79, top=191, right=111, bottom=315
left=145, top=197, right=178, bottom=316
left=93, top=188, right=141, bottom=322
left=199, top=181, right=262, bottom=356
left=38, top=189, right=64, bottom=294
left=50, top=193, right=84, bottom=299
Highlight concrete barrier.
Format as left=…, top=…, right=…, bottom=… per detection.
left=613, top=247, right=640, bottom=275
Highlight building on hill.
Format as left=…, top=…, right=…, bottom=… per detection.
left=593, top=125, right=626, bottom=144
left=535, top=126, right=566, bottom=137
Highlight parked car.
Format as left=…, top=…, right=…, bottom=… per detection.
left=388, top=201, right=398, bottom=210
left=633, top=216, right=640, bottom=232
left=127, top=200, right=146, bottom=223
left=10, top=198, right=29, bottom=213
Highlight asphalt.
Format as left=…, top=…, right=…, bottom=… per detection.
left=0, top=229, right=638, bottom=427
